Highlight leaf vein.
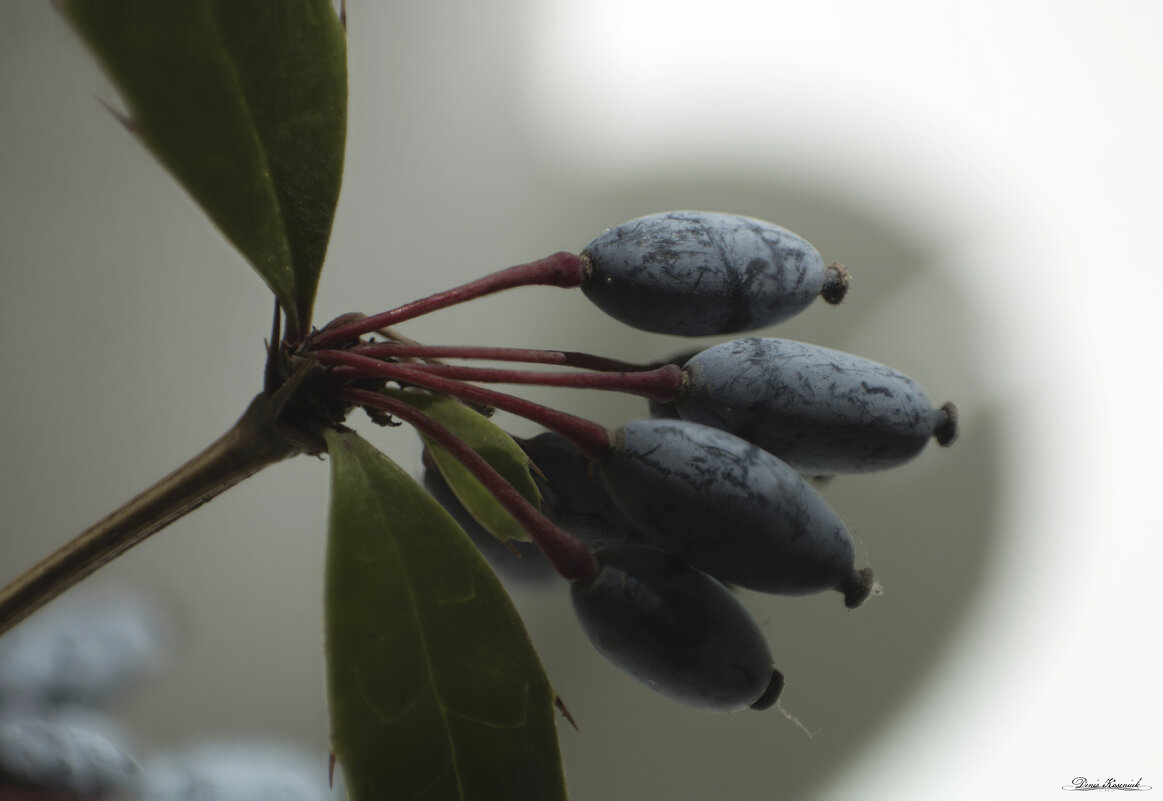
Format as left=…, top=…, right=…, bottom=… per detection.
left=350, top=664, right=425, bottom=726
left=360, top=461, right=469, bottom=801
left=447, top=683, right=531, bottom=731
left=201, top=2, right=293, bottom=294
left=438, top=580, right=477, bottom=605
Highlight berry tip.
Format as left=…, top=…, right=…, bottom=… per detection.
left=821, top=262, right=850, bottom=305
left=934, top=401, right=959, bottom=446
left=842, top=567, right=876, bottom=609
left=750, top=668, right=785, bottom=711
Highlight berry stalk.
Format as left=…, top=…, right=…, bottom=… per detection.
left=313, top=350, right=612, bottom=457
left=307, top=252, right=587, bottom=350
left=350, top=342, right=649, bottom=373
left=339, top=387, right=598, bottom=582
left=361, top=362, right=682, bottom=402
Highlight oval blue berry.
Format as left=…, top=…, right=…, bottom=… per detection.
left=138, top=743, right=332, bottom=800
left=571, top=545, right=781, bottom=712
left=581, top=212, right=844, bottom=336
left=598, top=420, right=874, bottom=607
left=0, top=711, right=138, bottom=794
left=0, top=588, right=167, bottom=707
left=678, top=337, right=956, bottom=474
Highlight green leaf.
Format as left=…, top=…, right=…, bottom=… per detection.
left=59, top=0, right=347, bottom=339
left=323, top=430, right=568, bottom=801
left=385, top=388, right=542, bottom=544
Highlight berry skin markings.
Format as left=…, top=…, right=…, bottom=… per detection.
left=677, top=337, right=956, bottom=474
left=598, top=420, right=874, bottom=607
left=580, top=212, right=838, bottom=336
left=570, top=545, right=782, bottom=712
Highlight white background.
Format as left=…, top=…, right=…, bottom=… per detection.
left=1, top=1, right=1160, bottom=799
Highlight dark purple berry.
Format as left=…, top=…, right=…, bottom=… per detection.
left=139, top=743, right=332, bottom=799
left=598, top=420, right=874, bottom=607
left=570, top=545, right=781, bottom=712
left=581, top=212, right=842, bottom=336
left=0, top=589, right=168, bottom=708
left=677, top=337, right=957, bottom=474
left=0, top=709, right=139, bottom=793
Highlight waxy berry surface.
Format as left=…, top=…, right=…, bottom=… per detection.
left=582, top=212, right=826, bottom=336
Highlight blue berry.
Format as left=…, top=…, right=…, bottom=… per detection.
left=140, top=743, right=333, bottom=800
left=0, top=709, right=139, bottom=793
left=581, top=211, right=847, bottom=335
left=677, top=337, right=958, bottom=474
left=570, top=545, right=782, bottom=711
left=598, top=420, right=874, bottom=607
left=517, top=431, right=645, bottom=551
left=0, top=589, right=167, bottom=708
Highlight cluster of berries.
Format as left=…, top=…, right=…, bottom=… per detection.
left=305, top=211, right=957, bottom=714
left=0, top=589, right=337, bottom=798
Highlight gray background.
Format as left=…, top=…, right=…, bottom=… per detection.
left=1, top=2, right=1159, bottom=799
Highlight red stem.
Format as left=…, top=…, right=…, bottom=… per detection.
left=339, top=387, right=599, bottom=582
left=359, top=362, right=682, bottom=402
left=307, top=252, right=587, bottom=350
left=349, top=342, right=648, bottom=373
left=314, top=350, right=612, bottom=458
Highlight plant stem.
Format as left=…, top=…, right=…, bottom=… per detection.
left=313, top=350, right=611, bottom=457
left=0, top=393, right=300, bottom=636
left=352, top=362, right=683, bottom=402
left=349, top=343, right=648, bottom=372
left=306, top=252, right=587, bottom=350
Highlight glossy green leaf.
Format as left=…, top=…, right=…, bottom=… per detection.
left=385, top=388, right=541, bottom=543
left=59, top=0, right=347, bottom=339
left=323, top=430, right=568, bottom=801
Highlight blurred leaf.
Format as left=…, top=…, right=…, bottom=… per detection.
left=385, top=388, right=541, bottom=543
left=59, top=0, right=347, bottom=339
left=323, top=430, right=568, bottom=801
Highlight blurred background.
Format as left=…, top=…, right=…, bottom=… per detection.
left=1, top=1, right=1160, bottom=799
